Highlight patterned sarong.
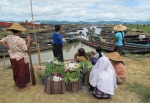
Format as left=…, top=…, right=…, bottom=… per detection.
left=10, top=58, right=30, bottom=87
left=92, top=87, right=111, bottom=99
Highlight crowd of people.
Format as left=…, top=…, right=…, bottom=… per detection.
left=0, top=22, right=127, bottom=99
left=72, top=47, right=126, bottom=99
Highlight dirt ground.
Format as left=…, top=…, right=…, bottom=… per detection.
left=0, top=54, right=150, bottom=103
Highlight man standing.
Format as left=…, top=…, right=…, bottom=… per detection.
left=112, top=24, right=127, bottom=55
left=52, top=25, right=64, bottom=62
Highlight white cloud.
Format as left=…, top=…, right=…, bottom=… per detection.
left=0, top=0, right=150, bottom=22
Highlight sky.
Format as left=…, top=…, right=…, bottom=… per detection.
left=0, top=0, right=150, bottom=22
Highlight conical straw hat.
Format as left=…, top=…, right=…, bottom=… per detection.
left=106, top=52, right=123, bottom=61
left=7, top=22, right=26, bottom=31
left=113, top=24, right=127, bottom=31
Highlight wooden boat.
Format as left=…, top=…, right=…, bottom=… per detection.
left=126, top=40, right=149, bottom=44
left=65, top=38, right=80, bottom=43
left=82, top=41, right=113, bottom=52
left=124, top=34, right=139, bottom=38
left=38, top=30, right=51, bottom=33
left=124, top=48, right=150, bottom=54
left=102, top=34, right=139, bottom=38
left=0, top=45, right=53, bottom=58
left=81, top=40, right=150, bottom=54
left=129, top=38, right=150, bottom=41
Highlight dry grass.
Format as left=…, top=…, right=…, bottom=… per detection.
left=0, top=55, right=150, bottom=103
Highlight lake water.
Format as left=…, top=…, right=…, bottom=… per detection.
left=0, top=42, right=95, bottom=67
left=0, top=26, right=101, bottom=67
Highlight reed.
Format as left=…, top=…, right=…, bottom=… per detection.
left=127, top=24, right=150, bottom=35
left=126, top=82, right=150, bottom=103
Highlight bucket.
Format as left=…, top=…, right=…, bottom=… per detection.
left=81, top=86, right=90, bottom=92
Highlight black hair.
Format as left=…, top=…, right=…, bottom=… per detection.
left=55, top=25, right=61, bottom=32
left=96, top=46, right=102, bottom=58
left=11, top=30, right=20, bottom=33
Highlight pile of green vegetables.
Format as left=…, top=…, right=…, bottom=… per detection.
left=43, top=58, right=93, bottom=85
left=63, top=71, right=82, bottom=85
left=44, top=59, right=65, bottom=77
left=63, top=62, right=92, bottom=85
left=78, top=62, right=93, bottom=73
left=86, top=51, right=91, bottom=59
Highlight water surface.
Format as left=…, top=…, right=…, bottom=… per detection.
left=0, top=42, right=95, bottom=67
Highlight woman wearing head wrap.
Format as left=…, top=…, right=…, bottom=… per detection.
left=89, top=56, right=117, bottom=99
left=0, top=22, right=30, bottom=92
left=106, top=52, right=126, bottom=84
left=112, top=24, right=127, bottom=55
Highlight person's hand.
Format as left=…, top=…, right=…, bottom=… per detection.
left=26, top=35, right=30, bottom=42
left=91, top=51, right=95, bottom=55
left=75, top=53, right=78, bottom=56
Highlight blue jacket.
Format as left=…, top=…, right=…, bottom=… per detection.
left=52, top=33, right=63, bottom=44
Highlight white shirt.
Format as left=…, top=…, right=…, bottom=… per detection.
left=0, top=35, right=28, bottom=63
left=89, top=57, right=117, bottom=95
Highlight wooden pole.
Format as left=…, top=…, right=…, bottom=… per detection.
left=30, top=0, right=37, bottom=45
left=37, top=43, right=41, bottom=66
left=26, top=20, right=36, bottom=85
left=30, top=0, right=41, bottom=66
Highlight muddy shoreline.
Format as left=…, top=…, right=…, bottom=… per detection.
left=1, top=55, right=150, bottom=103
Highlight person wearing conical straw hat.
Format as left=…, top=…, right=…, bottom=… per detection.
left=0, top=22, right=31, bottom=92
left=112, top=24, right=127, bottom=55
left=106, top=52, right=126, bottom=84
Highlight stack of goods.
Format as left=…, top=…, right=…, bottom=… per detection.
left=36, top=65, right=47, bottom=85
left=78, top=62, right=92, bottom=86
left=44, top=58, right=66, bottom=94
left=36, top=58, right=65, bottom=85
left=64, top=62, right=92, bottom=92
left=64, top=63, right=82, bottom=92
left=37, top=58, right=93, bottom=94
left=45, top=75, right=66, bottom=94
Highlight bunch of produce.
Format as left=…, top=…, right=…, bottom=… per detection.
left=86, top=51, right=91, bottom=59
left=63, top=71, right=82, bottom=85
left=64, top=63, right=80, bottom=71
left=78, top=62, right=93, bottom=73
left=43, top=58, right=65, bottom=77
left=63, top=63, right=82, bottom=85
left=36, top=66, right=46, bottom=78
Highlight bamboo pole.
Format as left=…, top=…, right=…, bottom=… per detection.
left=30, top=0, right=37, bottom=45
left=30, top=0, right=41, bottom=66
left=26, top=20, right=36, bottom=85
left=37, top=43, right=41, bottom=66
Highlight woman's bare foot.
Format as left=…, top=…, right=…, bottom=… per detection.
left=19, top=86, right=30, bottom=92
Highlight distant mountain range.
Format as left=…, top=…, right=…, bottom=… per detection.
left=1, top=20, right=150, bottom=24
left=34, top=20, right=150, bottom=24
